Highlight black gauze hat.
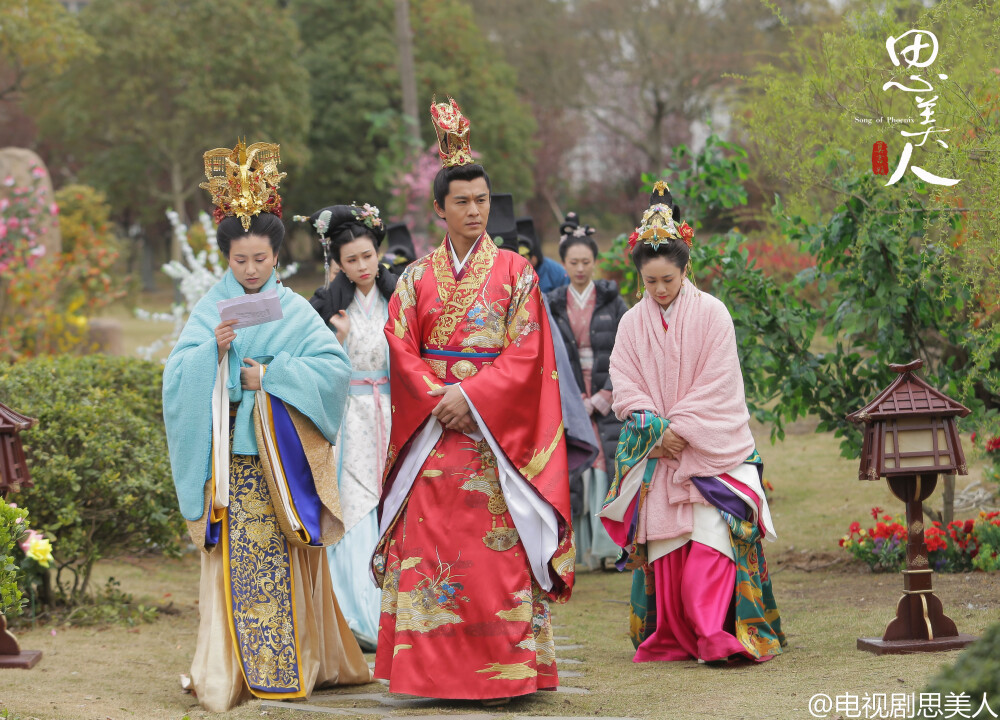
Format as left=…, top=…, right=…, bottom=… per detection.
left=486, top=193, right=517, bottom=247
left=516, top=216, right=542, bottom=258
left=385, top=221, right=415, bottom=263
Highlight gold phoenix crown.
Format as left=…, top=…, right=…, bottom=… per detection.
left=200, top=139, right=286, bottom=230
left=430, top=97, right=474, bottom=168
left=638, top=204, right=681, bottom=249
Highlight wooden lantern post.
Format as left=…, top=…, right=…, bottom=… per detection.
left=847, top=360, right=977, bottom=655
left=0, top=400, right=42, bottom=669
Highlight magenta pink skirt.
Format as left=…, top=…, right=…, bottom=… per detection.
left=634, top=541, right=752, bottom=663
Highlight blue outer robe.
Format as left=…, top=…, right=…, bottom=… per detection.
left=162, top=269, right=352, bottom=521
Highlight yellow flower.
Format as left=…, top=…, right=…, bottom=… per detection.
left=24, top=534, right=54, bottom=568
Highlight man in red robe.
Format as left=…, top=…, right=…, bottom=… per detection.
left=371, top=98, right=575, bottom=701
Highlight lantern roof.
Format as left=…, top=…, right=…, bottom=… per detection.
left=847, top=360, right=970, bottom=425
left=0, top=401, right=37, bottom=432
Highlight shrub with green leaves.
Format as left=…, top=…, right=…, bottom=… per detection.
left=0, top=501, right=28, bottom=616
left=0, top=355, right=182, bottom=605
left=920, top=622, right=1000, bottom=718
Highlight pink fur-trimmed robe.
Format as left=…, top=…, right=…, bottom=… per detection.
left=609, top=281, right=755, bottom=542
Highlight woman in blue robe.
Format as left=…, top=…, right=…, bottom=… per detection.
left=163, top=142, right=371, bottom=711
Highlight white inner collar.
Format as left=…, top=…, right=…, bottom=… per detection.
left=449, top=235, right=479, bottom=274
left=569, top=281, right=595, bottom=310
left=355, top=284, right=378, bottom=315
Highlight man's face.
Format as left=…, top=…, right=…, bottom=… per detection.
left=434, top=177, right=491, bottom=244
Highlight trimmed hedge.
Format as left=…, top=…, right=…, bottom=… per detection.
left=0, top=355, right=182, bottom=603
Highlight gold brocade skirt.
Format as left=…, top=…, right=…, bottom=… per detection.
left=189, top=453, right=371, bottom=712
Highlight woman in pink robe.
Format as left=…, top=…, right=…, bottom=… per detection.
left=600, top=182, right=783, bottom=665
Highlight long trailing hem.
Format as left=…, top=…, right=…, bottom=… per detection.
left=601, top=412, right=784, bottom=663
left=633, top=541, right=751, bottom=663
left=189, top=453, right=371, bottom=712
left=574, top=467, right=619, bottom=571
left=327, top=509, right=381, bottom=651
left=373, top=429, right=559, bottom=700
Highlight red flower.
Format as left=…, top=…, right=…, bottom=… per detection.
left=964, top=518, right=975, bottom=534
left=212, top=206, right=227, bottom=225
left=849, top=521, right=862, bottom=534
left=627, top=231, right=640, bottom=250
left=924, top=528, right=948, bottom=552
left=882, top=515, right=892, bottom=522
left=678, top=222, right=694, bottom=247
left=871, top=507, right=883, bottom=519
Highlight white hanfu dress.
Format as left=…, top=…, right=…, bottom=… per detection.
left=326, top=286, right=391, bottom=650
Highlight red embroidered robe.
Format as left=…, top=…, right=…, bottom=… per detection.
left=372, top=234, right=575, bottom=699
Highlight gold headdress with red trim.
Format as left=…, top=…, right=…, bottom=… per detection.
left=628, top=180, right=694, bottom=250
left=200, top=139, right=286, bottom=229
left=430, top=97, right=474, bottom=168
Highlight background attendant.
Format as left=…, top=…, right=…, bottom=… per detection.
left=301, top=203, right=396, bottom=651
left=517, top=215, right=569, bottom=293
left=382, top=221, right=417, bottom=277
left=546, top=212, right=627, bottom=571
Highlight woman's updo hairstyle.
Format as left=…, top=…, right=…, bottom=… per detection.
left=311, top=204, right=386, bottom=265
left=216, top=212, right=285, bottom=257
left=557, top=211, right=599, bottom=261
left=629, top=181, right=692, bottom=272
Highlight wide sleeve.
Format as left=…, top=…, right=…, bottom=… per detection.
left=609, top=309, right=658, bottom=420
left=460, top=263, right=569, bottom=499
left=260, top=295, right=352, bottom=446
left=162, top=294, right=225, bottom=520
left=667, top=299, right=754, bottom=469
left=459, top=262, right=574, bottom=600
left=382, top=263, right=442, bottom=481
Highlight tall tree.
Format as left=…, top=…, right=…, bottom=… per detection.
left=571, top=0, right=831, bottom=173
left=284, top=0, right=536, bottom=220
left=0, top=0, right=95, bottom=102
left=395, top=0, right=420, bottom=149
left=467, top=0, right=586, bottom=233
left=32, top=0, right=311, bottom=236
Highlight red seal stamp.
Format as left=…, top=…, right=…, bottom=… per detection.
left=872, top=141, right=889, bottom=176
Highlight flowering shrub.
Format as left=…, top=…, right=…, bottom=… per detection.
left=1, top=501, right=54, bottom=618
left=389, top=146, right=445, bottom=258
left=970, top=430, right=1000, bottom=494
left=0, top=501, right=29, bottom=617
left=0, top=167, right=52, bottom=273
left=738, top=235, right=815, bottom=284
left=840, top=507, right=1000, bottom=572
left=973, top=512, right=1000, bottom=572
left=0, top=171, right=124, bottom=360
left=839, top=507, right=908, bottom=572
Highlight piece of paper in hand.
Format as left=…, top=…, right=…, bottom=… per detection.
left=217, top=288, right=284, bottom=329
